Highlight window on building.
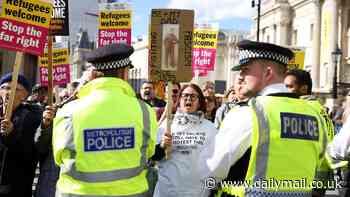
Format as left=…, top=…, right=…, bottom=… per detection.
left=293, top=29, right=298, bottom=45
left=262, top=28, right=266, bottom=42
left=267, top=35, right=270, bottom=43
left=310, top=24, right=314, bottom=41
left=273, top=24, right=277, bottom=43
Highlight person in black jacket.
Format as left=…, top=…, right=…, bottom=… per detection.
left=0, top=73, right=42, bottom=197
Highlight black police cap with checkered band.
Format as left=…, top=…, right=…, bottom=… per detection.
left=232, top=40, right=294, bottom=71
left=86, top=43, right=134, bottom=70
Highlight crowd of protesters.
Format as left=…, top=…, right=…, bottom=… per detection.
left=1, top=61, right=350, bottom=197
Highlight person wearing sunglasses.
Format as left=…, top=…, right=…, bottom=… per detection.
left=154, top=83, right=217, bottom=197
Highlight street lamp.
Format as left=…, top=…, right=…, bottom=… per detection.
left=331, top=45, right=342, bottom=99
left=252, top=0, right=261, bottom=42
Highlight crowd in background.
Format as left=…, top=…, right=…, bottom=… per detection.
left=0, top=67, right=350, bottom=197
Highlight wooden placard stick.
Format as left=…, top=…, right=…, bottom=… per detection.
left=3, top=52, right=24, bottom=128
left=47, top=35, right=54, bottom=105
left=165, top=81, right=173, bottom=159
left=54, top=85, right=61, bottom=104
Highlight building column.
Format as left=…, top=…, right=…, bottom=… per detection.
left=311, top=0, right=321, bottom=90
left=277, top=1, right=291, bottom=46
left=321, top=0, right=341, bottom=109
left=320, top=0, right=340, bottom=91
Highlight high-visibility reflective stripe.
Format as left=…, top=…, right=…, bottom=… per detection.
left=64, top=100, right=150, bottom=183
left=63, top=113, right=75, bottom=152
left=317, top=112, right=328, bottom=160
left=56, top=189, right=148, bottom=197
left=251, top=98, right=270, bottom=182
left=245, top=188, right=312, bottom=197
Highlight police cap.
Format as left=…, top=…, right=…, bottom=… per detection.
left=232, top=40, right=294, bottom=71
left=86, top=43, right=134, bottom=71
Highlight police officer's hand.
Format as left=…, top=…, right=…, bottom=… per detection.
left=161, top=132, right=172, bottom=149
left=0, top=119, right=13, bottom=135
left=42, top=105, right=57, bottom=129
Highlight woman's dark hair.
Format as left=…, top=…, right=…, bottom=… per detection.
left=177, top=83, right=206, bottom=112
left=286, top=69, right=312, bottom=94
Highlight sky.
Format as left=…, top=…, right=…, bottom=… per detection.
left=69, top=0, right=254, bottom=43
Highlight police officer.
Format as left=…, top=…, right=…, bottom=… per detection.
left=284, top=69, right=335, bottom=196
left=199, top=40, right=328, bottom=196
left=53, top=43, right=158, bottom=197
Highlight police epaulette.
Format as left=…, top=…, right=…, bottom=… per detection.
left=300, top=95, right=318, bottom=101
left=267, top=92, right=299, bottom=98
left=236, top=101, right=249, bottom=107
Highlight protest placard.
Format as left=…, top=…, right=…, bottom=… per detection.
left=50, top=0, right=69, bottom=35
left=98, top=1, right=131, bottom=46
left=39, top=43, right=70, bottom=86
left=0, top=0, right=52, bottom=55
left=149, top=9, right=194, bottom=82
left=288, top=50, right=305, bottom=70
left=192, top=23, right=218, bottom=72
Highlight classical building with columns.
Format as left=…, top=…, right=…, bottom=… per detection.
left=252, top=0, right=350, bottom=103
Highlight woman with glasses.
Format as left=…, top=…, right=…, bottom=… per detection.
left=153, top=83, right=218, bottom=197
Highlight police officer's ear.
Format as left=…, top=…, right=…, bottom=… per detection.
left=262, top=64, right=274, bottom=81
left=300, top=85, right=308, bottom=95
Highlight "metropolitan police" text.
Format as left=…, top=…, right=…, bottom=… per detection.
left=84, top=128, right=135, bottom=152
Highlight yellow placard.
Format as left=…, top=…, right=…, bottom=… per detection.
left=99, top=10, right=131, bottom=29
left=2, top=0, right=52, bottom=28
left=193, top=29, right=218, bottom=49
left=39, top=48, right=69, bottom=67
left=288, top=50, right=305, bottom=70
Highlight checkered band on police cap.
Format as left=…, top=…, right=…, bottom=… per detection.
left=232, top=40, right=294, bottom=71
left=86, top=43, right=134, bottom=71
left=238, top=49, right=291, bottom=66
left=93, top=58, right=132, bottom=70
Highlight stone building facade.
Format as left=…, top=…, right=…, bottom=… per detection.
left=251, top=0, right=350, bottom=101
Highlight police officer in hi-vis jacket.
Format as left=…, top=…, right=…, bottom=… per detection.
left=53, top=43, right=157, bottom=197
left=199, top=40, right=328, bottom=197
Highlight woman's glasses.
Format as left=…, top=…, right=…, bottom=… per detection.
left=180, top=93, right=199, bottom=100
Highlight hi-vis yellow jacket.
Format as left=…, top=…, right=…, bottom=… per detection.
left=53, top=77, right=157, bottom=197
left=220, top=96, right=327, bottom=197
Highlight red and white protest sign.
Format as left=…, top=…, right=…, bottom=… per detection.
left=192, top=23, right=218, bottom=77
left=0, top=0, right=52, bottom=56
left=98, top=1, right=131, bottom=46
left=39, top=43, right=70, bottom=85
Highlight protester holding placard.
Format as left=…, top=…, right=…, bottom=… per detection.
left=0, top=73, right=42, bottom=197
left=154, top=84, right=217, bottom=197
left=34, top=104, right=59, bottom=197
